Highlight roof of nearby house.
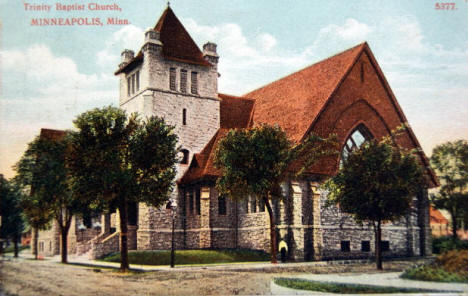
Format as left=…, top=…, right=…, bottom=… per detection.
left=430, top=206, right=449, bottom=224
left=115, top=6, right=210, bottom=75
left=40, top=128, right=66, bottom=141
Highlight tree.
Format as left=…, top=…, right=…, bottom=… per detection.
left=68, top=106, right=178, bottom=271
left=14, top=132, right=85, bottom=263
left=430, top=140, right=468, bottom=240
left=214, top=124, right=337, bottom=263
left=0, top=176, right=25, bottom=257
left=325, top=139, right=424, bottom=269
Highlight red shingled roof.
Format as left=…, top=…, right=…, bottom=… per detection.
left=179, top=129, right=229, bottom=184
left=179, top=43, right=373, bottom=185
left=155, top=7, right=211, bottom=66
left=246, top=43, right=366, bottom=143
left=179, top=94, right=254, bottom=184
left=116, top=6, right=210, bottom=74
left=219, top=93, right=255, bottom=129
left=430, top=207, right=449, bottom=224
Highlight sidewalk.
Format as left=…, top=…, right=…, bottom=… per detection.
left=271, top=272, right=468, bottom=295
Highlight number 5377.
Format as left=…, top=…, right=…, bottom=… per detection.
left=435, top=2, right=456, bottom=10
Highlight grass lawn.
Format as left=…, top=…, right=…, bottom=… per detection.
left=274, top=278, right=451, bottom=294
left=401, top=250, right=468, bottom=283
left=100, top=249, right=270, bottom=265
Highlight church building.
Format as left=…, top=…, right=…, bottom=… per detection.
left=35, top=6, right=437, bottom=261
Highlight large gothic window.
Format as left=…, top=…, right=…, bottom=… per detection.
left=340, top=124, right=373, bottom=165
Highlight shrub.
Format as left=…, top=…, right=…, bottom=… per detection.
left=401, top=250, right=468, bottom=283
left=432, top=236, right=468, bottom=254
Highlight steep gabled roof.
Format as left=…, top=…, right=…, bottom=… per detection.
left=155, top=7, right=211, bottom=66
left=115, top=6, right=210, bottom=75
left=246, top=43, right=366, bottom=143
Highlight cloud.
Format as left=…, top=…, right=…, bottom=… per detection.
left=0, top=44, right=118, bottom=177
left=97, top=25, right=145, bottom=68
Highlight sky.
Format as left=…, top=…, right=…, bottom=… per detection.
left=0, top=0, right=467, bottom=179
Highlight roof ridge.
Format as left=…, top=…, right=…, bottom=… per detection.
left=245, top=42, right=367, bottom=97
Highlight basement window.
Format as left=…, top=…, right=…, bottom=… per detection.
left=341, top=241, right=350, bottom=252
left=182, top=108, right=187, bottom=125
left=361, top=241, right=370, bottom=252
left=381, top=241, right=390, bottom=252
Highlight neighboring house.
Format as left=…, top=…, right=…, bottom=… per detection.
left=35, top=5, right=437, bottom=261
left=430, top=206, right=450, bottom=237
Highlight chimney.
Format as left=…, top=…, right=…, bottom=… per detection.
left=203, top=42, right=219, bottom=66
left=142, top=28, right=163, bottom=54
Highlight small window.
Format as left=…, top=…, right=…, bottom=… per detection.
left=360, top=62, right=365, bottom=82
left=182, top=108, right=187, bottom=125
left=250, top=196, right=257, bottom=213
left=259, top=198, right=265, bottom=212
left=218, top=195, right=226, bottom=215
left=131, top=74, right=135, bottom=94
left=361, top=241, right=370, bottom=252
left=381, top=241, right=390, bottom=252
left=196, top=188, right=201, bottom=215
left=83, top=212, right=92, bottom=228
left=127, top=77, right=131, bottom=96
left=180, top=69, right=187, bottom=93
left=189, top=191, right=194, bottom=214
left=191, top=71, right=198, bottom=94
left=49, top=241, right=52, bottom=251
left=244, top=198, right=249, bottom=213
left=180, top=149, right=189, bottom=165
left=169, top=68, right=176, bottom=91
left=135, top=70, right=140, bottom=91
left=341, top=241, right=350, bottom=252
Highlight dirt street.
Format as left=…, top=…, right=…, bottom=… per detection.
left=0, top=257, right=422, bottom=296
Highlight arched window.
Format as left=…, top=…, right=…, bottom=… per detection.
left=179, top=149, right=189, bottom=164
left=340, top=124, right=373, bottom=165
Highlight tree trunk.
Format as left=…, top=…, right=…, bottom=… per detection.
left=263, top=196, right=277, bottom=264
left=60, top=228, right=68, bottom=263
left=58, top=213, right=72, bottom=264
left=119, top=200, right=129, bottom=271
left=13, top=235, right=19, bottom=258
left=450, top=208, right=458, bottom=241
left=374, top=220, right=382, bottom=270
left=33, top=226, right=38, bottom=260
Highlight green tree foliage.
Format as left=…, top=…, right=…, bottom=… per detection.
left=325, top=139, right=424, bottom=269
left=214, top=124, right=337, bottom=263
left=14, top=133, right=85, bottom=263
left=68, top=106, right=178, bottom=271
left=0, top=176, right=25, bottom=257
left=430, top=140, right=468, bottom=240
